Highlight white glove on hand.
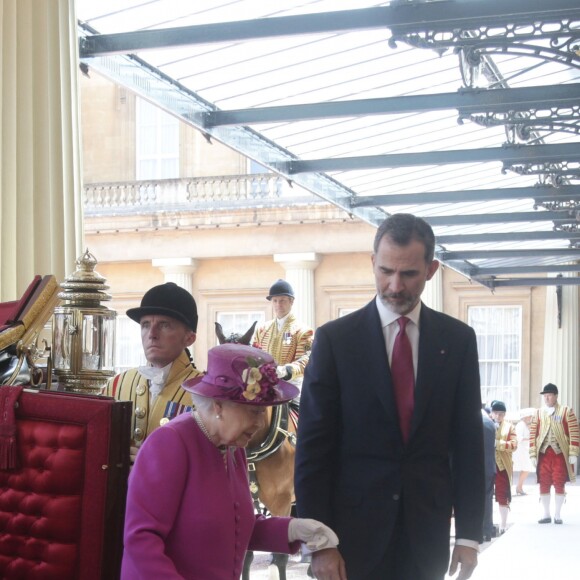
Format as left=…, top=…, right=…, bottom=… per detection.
left=530, top=456, right=537, bottom=468
left=276, top=365, right=290, bottom=380
left=288, top=518, right=339, bottom=552
left=569, top=456, right=577, bottom=465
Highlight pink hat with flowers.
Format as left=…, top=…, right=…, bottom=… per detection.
left=182, top=343, right=299, bottom=406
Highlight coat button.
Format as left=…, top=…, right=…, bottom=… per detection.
left=135, top=406, right=146, bottom=419
left=134, top=428, right=144, bottom=441
left=393, top=494, right=400, bottom=501
left=136, top=385, right=146, bottom=396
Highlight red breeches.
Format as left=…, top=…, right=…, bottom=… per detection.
left=494, top=468, right=511, bottom=506
left=538, top=447, right=568, bottom=494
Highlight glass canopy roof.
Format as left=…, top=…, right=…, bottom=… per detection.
left=76, top=0, right=580, bottom=287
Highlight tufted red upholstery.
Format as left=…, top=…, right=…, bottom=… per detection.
left=0, top=389, right=131, bottom=580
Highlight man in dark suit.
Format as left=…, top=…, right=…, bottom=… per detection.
left=481, top=407, right=497, bottom=542
left=295, top=214, right=485, bottom=580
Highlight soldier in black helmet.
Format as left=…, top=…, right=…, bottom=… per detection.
left=252, top=279, right=313, bottom=391
left=105, top=282, right=203, bottom=463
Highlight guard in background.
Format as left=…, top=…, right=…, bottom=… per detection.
left=106, top=282, right=202, bottom=463
left=490, top=400, right=517, bottom=534
left=530, top=383, right=579, bottom=524
left=252, top=279, right=313, bottom=391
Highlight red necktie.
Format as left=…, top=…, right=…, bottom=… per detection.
left=391, top=316, right=414, bottom=443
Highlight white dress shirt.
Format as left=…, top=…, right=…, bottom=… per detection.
left=375, top=296, right=420, bottom=378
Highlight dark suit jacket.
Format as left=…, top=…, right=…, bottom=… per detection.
left=295, top=299, right=485, bottom=578
left=482, top=410, right=497, bottom=482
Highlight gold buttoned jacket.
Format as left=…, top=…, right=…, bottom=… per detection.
left=495, top=419, right=517, bottom=484
left=252, top=313, right=313, bottom=382
left=529, top=404, right=579, bottom=482
left=105, top=350, right=202, bottom=444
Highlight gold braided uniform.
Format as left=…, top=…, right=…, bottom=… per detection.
left=495, top=419, right=517, bottom=485
left=252, top=313, right=313, bottom=384
left=105, top=350, right=202, bottom=446
left=530, top=404, right=579, bottom=483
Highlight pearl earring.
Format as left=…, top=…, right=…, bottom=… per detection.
left=216, top=414, right=221, bottom=419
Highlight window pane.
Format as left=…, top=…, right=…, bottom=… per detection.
left=215, top=311, right=266, bottom=345
left=114, top=315, right=146, bottom=373
left=468, top=305, right=522, bottom=411
left=136, top=97, right=179, bottom=179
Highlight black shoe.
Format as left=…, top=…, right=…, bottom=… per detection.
left=483, top=535, right=491, bottom=542
left=554, top=518, right=563, bottom=524
left=538, top=517, right=552, bottom=524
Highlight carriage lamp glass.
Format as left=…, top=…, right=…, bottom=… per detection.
left=52, top=249, right=116, bottom=394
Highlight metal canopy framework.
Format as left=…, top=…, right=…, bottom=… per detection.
left=77, top=0, right=580, bottom=288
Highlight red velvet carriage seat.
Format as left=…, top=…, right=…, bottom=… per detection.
left=0, top=388, right=131, bottom=580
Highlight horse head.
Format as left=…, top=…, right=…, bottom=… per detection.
left=214, top=320, right=258, bottom=345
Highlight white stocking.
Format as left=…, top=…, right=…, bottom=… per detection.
left=499, top=505, right=509, bottom=530
left=540, top=494, right=551, bottom=518
left=554, top=493, right=565, bottom=519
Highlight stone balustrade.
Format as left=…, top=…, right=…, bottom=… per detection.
left=83, top=173, right=291, bottom=212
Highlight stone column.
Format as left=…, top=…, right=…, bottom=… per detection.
left=151, top=257, right=198, bottom=294
left=152, top=257, right=199, bottom=364
left=542, top=274, right=579, bottom=413
left=422, top=265, right=443, bottom=312
left=274, top=253, right=319, bottom=329
left=0, top=0, right=83, bottom=299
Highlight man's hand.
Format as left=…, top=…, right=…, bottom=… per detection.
left=569, top=456, right=577, bottom=465
left=448, top=545, right=478, bottom=580
left=310, top=547, right=347, bottom=580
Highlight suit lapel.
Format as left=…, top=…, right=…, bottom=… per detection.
left=360, top=300, right=400, bottom=426
left=410, top=305, right=449, bottom=438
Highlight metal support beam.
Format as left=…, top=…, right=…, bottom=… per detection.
left=469, top=264, right=580, bottom=276
left=205, top=84, right=580, bottom=127
left=285, top=143, right=580, bottom=174
left=475, top=277, right=580, bottom=288
left=353, top=185, right=580, bottom=208
left=424, top=211, right=577, bottom=226
left=436, top=248, right=580, bottom=262
left=79, top=1, right=580, bottom=58
left=437, top=230, right=580, bottom=244
left=439, top=248, right=580, bottom=260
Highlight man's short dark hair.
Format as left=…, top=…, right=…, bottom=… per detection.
left=373, top=213, right=436, bottom=263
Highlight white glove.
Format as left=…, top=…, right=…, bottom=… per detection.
left=530, top=456, right=537, bottom=468
left=288, top=518, right=339, bottom=551
left=569, top=456, right=577, bottom=466
left=276, top=365, right=291, bottom=380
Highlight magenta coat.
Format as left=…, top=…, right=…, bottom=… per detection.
left=121, top=412, right=298, bottom=579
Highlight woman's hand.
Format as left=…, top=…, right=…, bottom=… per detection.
left=288, top=518, right=339, bottom=551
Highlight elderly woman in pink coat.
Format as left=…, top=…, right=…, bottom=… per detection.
left=121, top=343, right=338, bottom=580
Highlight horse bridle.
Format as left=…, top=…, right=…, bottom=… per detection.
left=246, top=403, right=295, bottom=510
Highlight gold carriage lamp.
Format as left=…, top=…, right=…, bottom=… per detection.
left=52, top=249, right=116, bottom=394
